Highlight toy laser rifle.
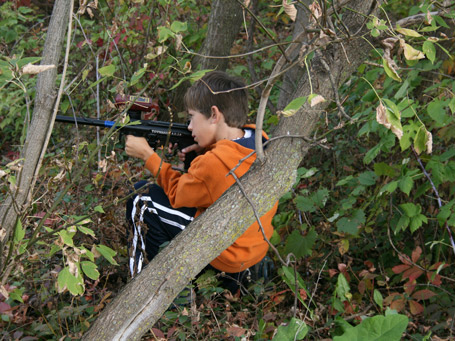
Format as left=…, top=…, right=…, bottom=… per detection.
left=55, top=94, right=196, bottom=170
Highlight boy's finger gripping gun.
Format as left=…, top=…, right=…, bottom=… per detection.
left=55, top=95, right=196, bottom=170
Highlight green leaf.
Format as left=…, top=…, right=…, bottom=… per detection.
left=374, top=163, right=398, bottom=177
left=312, top=188, right=330, bottom=208
left=77, top=225, right=95, bottom=237
left=170, top=21, right=187, bottom=33
left=333, top=314, right=408, bottom=341
left=295, top=188, right=329, bottom=213
left=380, top=181, right=398, bottom=195
left=96, top=245, right=118, bottom=265
left=87, top=76, right=107, bottom=90
left=382, top=99, right=403, bottom=138
left=364, top=143, right=381, bottom=164
left=169, top=69, right=213, bottom=90
left=400, top=203, right=419, bottom=217
left=374, top=289, right=383, bottom=308
left=382, top=58, right=402, bottom=82
left=281, top=266, right=310, bottom=310
left=427, top=99, right=451, bottom=127
left=336, top=273, right=351, bottom=301
left=280, top=96, right=307, bottom=117
left=284, top=228, right=317, bottom=258
left=157, top=26, right=174, bottom=43
left=336, top=209, right=365, bottom=235
left=57, top=267, right=84, bottom=295
left=9, top=288, right=24, bottom=303
left=130, top=66, right=147, bottom=86
left=98, top=64, right=115, bottom=77
left=358, top=171, right=377, bottom=186
left=272, top=318, right=309, bottom=341
left=295, top=195, right=316, bottom=212
left=94, top=205, right=105, bottom=213
left=81, top=261, right=100, bottom=280
left=437, top=202, right=454, bottom=226
left=423, top=41, right=436, bottom=64
left=398, top=176, right=414, bottom=196
left=396, top=215, right=410, bottom=232
left=448, top=97, right=455, bottom=115
left=58, top=229, right=75, bottom=247
left=410, top=214, right=427, bottom=233
left=14, top=219, right=25, bottom=243
left=414, top=125, right=431, bottom=155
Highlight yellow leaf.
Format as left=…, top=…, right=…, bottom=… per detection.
left=396, top=26, right=422, bottom=37
left=401, top=41, right=425, bottom=60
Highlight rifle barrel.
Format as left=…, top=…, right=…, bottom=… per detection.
left=55, top=115, right=191, bottom=137
left=55, top=115, right=115, bottom=128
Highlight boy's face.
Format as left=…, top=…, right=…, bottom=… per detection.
left=187, top=109, right=216, bottom=148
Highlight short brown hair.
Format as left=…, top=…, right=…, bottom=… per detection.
left=183, top=71, right=248, bottom=128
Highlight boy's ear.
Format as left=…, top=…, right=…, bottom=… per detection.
left=210, top=105, right=223, bottom=123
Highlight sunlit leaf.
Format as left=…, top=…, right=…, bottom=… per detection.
left=423, top=40, right=436, bottom=63
left=14, top=219, right=25, bottom=243
left=96, top=245, right=118, bottom=265
left=374, top=289, right=383, bottom=308
left=279, top=96, right=307, bottom=117
left=170, top=21, right=187, bottom=33
left=81, top=261, right=100, bottom=280
left=383, top=57, right=402, bottom=82
left=401, top=41, right=425, bottom=60
left=414, top=125, right=432, bottom=154
left=98, top=64, right=115, bottom=77
left=396, top=26, right=421, bottom=37
left=273, top=317, right=308, bottom=341
left=333, top=314, right=408, bottom=340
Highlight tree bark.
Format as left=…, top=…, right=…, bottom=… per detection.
left=0, top=0, right=71, bottom=271
left=83, top=0, right=381, bottom=339
left=171, top=0, right=244, bottom=114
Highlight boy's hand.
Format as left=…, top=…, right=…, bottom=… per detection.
left=178, top=143, right=203, bottom=162
left=125, top=135, right=154, bottom=161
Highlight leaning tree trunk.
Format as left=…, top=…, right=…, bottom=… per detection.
left=171, top=0, right=244, bottom=114
left=82, top=0, right=381, bottom=339
left=0, top=0, right=71, bottom=271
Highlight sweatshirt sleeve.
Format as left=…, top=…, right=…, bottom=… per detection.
left=144, top=152, right=213, bottom=209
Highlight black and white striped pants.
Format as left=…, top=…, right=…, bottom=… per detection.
left=126, top=181, right=196, bottom=277
left=125, top=181, right=259, bottom=294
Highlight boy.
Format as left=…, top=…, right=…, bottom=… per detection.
left=125, top=71, right=277, bottom=293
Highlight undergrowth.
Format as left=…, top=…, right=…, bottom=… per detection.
left=1, top=0, right=454, bottom=340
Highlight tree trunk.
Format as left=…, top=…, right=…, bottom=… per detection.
left=0, top=0, right=71, bottom=271
left=171, top=0, right=244, bottom=114
left=83, top=0, right=381, bottom=339
left=277, top=0, right=312, bottom=110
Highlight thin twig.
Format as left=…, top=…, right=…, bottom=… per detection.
left=180, top=41, right=295, bottom=60
left=304, top=259, right=328, bottom=321
left=319, top=55, right=352, bottom=122
left=411, top=146, right=455, bottom=257
left=236, top=0, right=290, bottom=63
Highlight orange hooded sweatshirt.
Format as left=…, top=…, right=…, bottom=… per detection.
left=144, top=125, right=277, bottom=273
